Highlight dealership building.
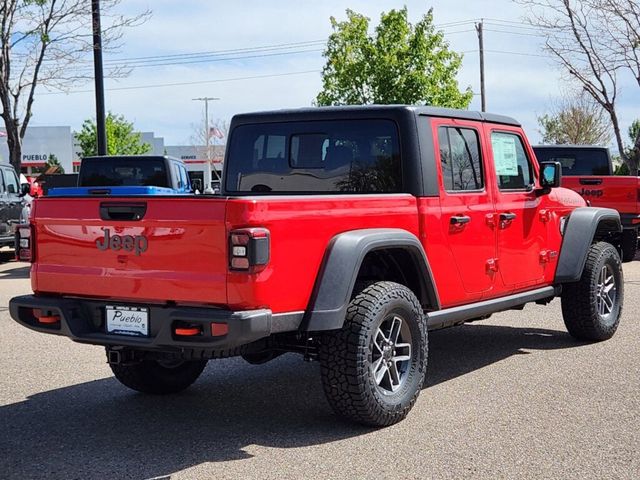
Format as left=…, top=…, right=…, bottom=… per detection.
left=0, top=126, right=224, bottom=190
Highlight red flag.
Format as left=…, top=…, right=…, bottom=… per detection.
left=209, top=126, right=224, bottom=139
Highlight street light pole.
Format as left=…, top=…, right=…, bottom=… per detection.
left=192, top=96, right=220, bottom=182
left=92, top=0, right=107, bottom=155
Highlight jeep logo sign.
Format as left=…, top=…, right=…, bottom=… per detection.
left=578, top=188, right=604, bottom=198
left=96, top=229, right=148, bottom=256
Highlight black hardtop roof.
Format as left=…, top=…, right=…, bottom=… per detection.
left=231, top=105, right=520, bottom=127
left=533, top=144, right=609, bottom=150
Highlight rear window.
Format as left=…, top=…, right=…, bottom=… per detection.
left=79, top=158, right=170, bottom=187
left=225, top=119, right=401, bottom=193
left=533, top=147, right=610, bottom=176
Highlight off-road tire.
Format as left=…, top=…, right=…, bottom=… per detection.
left=620, top=229, right=638, bottom=262
left=109, top=356, right=208, bottom=394
left=561, top=241, right=623, bottom=341
left=319, top=281, right=428, bottom=427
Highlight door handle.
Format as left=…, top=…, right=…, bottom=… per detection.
left=450, top=215, right=471, bottom=225
left=499, top=212, right=517, bottom=222
left=579, top=178, right=602, bottom=185
left=100, top=202, right=147, bottom=221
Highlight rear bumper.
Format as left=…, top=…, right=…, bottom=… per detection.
left=9, top=295, right=302, bottom=353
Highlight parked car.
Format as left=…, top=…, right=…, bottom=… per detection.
left=533, top=144, right=639, bottom=261
left=0, top=163, right=26, bottom=254
left=10, top=106, right=624, bottom=426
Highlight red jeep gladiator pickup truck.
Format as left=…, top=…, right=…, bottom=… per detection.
left=11, top=106, right=624, bottom=426
left=533, top=144, right=639, bottom=261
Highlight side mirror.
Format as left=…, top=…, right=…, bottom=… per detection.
left=539, top=162, right=561, bottom=191
left=20, top=183, right=31, bottom=197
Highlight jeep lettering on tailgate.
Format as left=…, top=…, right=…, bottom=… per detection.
left=579, top=188, right=604, bottom=197
left=96, top=228, right=148, bottom=255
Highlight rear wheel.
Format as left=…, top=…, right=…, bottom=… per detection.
left=109, top=354, right=208, bottom=394
left=561, top=242, right=623, bottom=341
left=319, top=281, right=428, bottom=427
left=620, top=229, right=638, bottom=262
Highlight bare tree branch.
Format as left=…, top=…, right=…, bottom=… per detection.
left=520, top=0, right=638, bottom=171
left=0, top=0, right=150, bottom=170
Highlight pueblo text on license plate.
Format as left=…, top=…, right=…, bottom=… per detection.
left=106, top=305, right=149, bottom=337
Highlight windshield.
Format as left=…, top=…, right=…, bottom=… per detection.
left=79, top=158, right=170, bottom=187
left=225, top=119, right=402, bottom=194
left=533, top=147, right=610, bottom=176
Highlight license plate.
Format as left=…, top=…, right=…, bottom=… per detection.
left=106, top=305, right=149, bottom=337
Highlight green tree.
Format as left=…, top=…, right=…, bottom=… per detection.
left=316, top=8, right=472, bottom=108
left=45, top=153, right=64, bottom=174
left=76, top=113, right=151, bottom=157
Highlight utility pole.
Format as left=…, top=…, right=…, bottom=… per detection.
left=92, top=0, right=107, bottom=155
left=475, top=20, right=486, bottom=112
left=192, top=96, right=220, bottom=182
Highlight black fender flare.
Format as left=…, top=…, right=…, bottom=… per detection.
left=302, top=228, right=440, bottom=331
left=555, top=207, right=621, bottom=283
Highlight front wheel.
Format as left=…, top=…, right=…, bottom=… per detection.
left=561, top=242, right=623, bottom=341
left=319, top=281, right=428, bottom=427
left=109, top=354, right=208, bottom=394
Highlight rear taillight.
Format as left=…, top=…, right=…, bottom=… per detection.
left=229, top=228, right=270, bottom=271
left=15, top=224, right=34, bottom=262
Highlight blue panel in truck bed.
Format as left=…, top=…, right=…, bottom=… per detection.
left=47, top=186, right=182, bottom=196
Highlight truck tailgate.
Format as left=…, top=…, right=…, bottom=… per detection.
left=562, top=176, right=640, bottom=213
left=32, top=197, right=228, bottom=305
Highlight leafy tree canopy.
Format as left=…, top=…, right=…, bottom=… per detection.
left=316, top=7, right=472, bottom=108
left=76, top=112, right=151, bottom=158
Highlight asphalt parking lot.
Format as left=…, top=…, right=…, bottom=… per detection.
left=0, top=252, right=638, bottom=480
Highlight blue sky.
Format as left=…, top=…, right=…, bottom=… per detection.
left=29, top=0, right=638, bottom=147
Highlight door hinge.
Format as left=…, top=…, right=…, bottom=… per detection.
left=539, top=209, right=551, bottom=223
left=539, top=250, right=558, bottom=264
left=486, top=258, right=499, bottom=273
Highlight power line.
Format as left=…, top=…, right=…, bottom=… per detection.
left=483, top=28, right=546, bottom=38
left=486, top=49, right=547, bottom=58
left=56, top=21, right=480, bottom=69
left=36, top=69, right=322, bottom=96
left=481, top=18, right=539, bottom=29
left=102, top=40, right=327, bottom=65
left=69, top=48, right=325, bottom=72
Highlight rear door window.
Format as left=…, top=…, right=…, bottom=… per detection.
left=438, top=126, right=484, bottom=192
left=226, top=119, right=401, bottom=194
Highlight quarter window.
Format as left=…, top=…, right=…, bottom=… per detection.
left=438, top=127, right=483, bottom=191
left=491, top=132, right=534, bottom=190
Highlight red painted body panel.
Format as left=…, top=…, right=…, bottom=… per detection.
left=224, top=194, right=420, bottom=312
left=32, top=198, right=228, bottom=305
left=561, top=176, right=640, bottom=216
